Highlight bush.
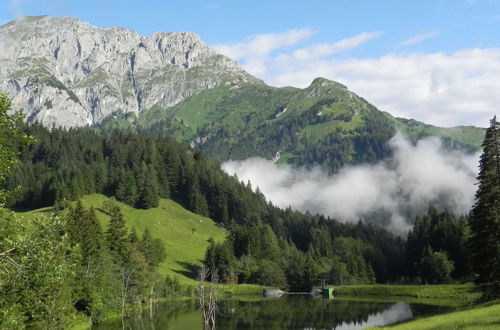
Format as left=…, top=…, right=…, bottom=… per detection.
left=419, top=246, right=455, bottom=284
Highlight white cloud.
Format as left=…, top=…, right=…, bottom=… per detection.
left=213, top=29, right=380, bottom=78
left=212, top=28, right=499, bottom=127
left=399, top=32, right=439, bottom=46
left=213, top=28, right=314, bottom=77
left=291, top=31, right=381, bottom=61
left=214, top=28, right=314, bottom=60
left=270, top=49, right=500, bottom=127
left=222, top=133, right=480, bottom=233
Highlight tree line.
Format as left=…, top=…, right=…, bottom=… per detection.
left=4, top=124, right=407, bottom=288
left=4, top=123, right=481, bottom=289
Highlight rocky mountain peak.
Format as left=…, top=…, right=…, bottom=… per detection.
left=0, top=16, right=260, bottom=128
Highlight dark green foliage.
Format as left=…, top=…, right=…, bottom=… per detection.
left=0, top=92, right=34, bottom=202
left=105, top=207, right=130, bottom=266
left=137, top=164, right=159, bottom=209
left=116, top=170, right=138, bottom=206
left=406, top=207, right=471, bottom=280
left=140, top=227, right=166, bottom=268
left=204, top=238, right=235, bottom=283
left=67, top=203, right=166, bottom=324
left=283, top=249, right=317, bottom=292
left=419, top=245, right=455, bottom=284
left=0, top=212, right=79, bottom=329
left=294, top=109, right=395, bottom=172
left=469, top=116, right=500, bottom=299
left=67, top=202, right=103, bottom=265
left=66, top=202, right=105, bottom=315
left=134, top=81, right=483, bottom=173
left=250, top=260, right=287, bottom=288
left=7, top=123, right=474, bottom=290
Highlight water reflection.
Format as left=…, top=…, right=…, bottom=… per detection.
left=96, top=296, right=448, bottom=330
left=333, top=302, right=412, bottom=329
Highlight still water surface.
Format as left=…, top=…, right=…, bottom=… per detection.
left=96, top=295, right=449, bottom=329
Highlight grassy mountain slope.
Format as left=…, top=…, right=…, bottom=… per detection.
left=98, top=77, right=485, bottom=170
left=15, top=194, right=226, bottom=285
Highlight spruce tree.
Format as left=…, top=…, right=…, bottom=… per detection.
left=115, top=170, right=138, bottom=207
left=105, top=207, right=129, bottom=266
left=469, top=116, right=500, bottom=299
left=137, top=165, right=159, bottom=209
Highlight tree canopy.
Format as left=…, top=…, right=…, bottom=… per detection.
left=469, top=116, right=500, bottom=299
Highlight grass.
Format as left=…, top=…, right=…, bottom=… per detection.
left=369, top=300, right=500, bottom=329
left=332, top=283, right=481, bottom=302
left=334, top=284, right=500, bottom=329
left=15, top=194, right=227, bottom=285
left=218, top=284, right=269, bottom=297
left=299, top=113, right=364, bottom=143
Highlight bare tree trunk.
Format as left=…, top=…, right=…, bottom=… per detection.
left=198, top=266, right=208, bottom=327
left=198, top=266, right=219, bottom=329
left=0, top=248, right=19, bottom=270
left=149, top=284, right=155, bottom=319
left=121, top=267, right=134, bottom=330
left=208, top=270, right=219, bottom=330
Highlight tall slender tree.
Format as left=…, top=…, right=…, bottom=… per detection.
left=469, top=116, right=500, bottom=299
left=105, top=207, right=129, bottom=266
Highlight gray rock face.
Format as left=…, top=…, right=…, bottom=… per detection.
left=0, top=16, right=259, bottom=127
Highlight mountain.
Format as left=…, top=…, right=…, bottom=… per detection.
left=0, top=16, right=258, bottom=128
left=101, top=77, right=485, bottom=170
left=1, top=16, right=484, bottom=170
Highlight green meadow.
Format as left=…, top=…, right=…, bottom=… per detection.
left=15, top=194, right=227, bottom=285
left=370, top=300, right=500, bottom=330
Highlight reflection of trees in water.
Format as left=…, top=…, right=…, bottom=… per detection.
left=94, top=297, right=448, bottom=329
left=93, top=300, right=199, bottom=329
left=215, top=296, right=390, bottom=329
left=409, top=303, right=450, bottom=319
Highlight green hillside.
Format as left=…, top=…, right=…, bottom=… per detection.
left=15, top=194, right=226, bottom=285
left=98, top=77, right=485, bottom=171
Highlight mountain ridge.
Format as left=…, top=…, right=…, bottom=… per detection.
left=0, top=15, right=259, bottom=127
left=99, top=76, right=484, bottom=169
left=0, top=16, right=485, bottom=171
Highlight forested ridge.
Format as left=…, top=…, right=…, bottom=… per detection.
left=5, top=124, right=406, bottom=284
left=1, top=111, right=494, bottom=328
left=4, top=124, right=474, bottom=288
left=99, top=79, right=484, bottom=174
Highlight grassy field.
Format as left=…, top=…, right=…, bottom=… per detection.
left=336, top=284, right=500, bottom=329
left=332, top=283, right=481, bottom=302
left=15, top=194, right=227, bottom=285
left=369, top=300, right=500, bottom=329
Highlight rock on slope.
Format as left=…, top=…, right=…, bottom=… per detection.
left=0, top=16, right=259, bottom=127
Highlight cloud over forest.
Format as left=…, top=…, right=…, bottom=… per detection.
left=222, top=133, right=480, bottom=232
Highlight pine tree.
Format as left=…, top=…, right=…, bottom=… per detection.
left=137, top=164, right=159, bottom=209
left=115, top=170, right=138, bottom=207
left=469, top=116, right=500, bottom=299
left=137, top=227, right=166, bottom=268
left=105, top=207, right=129, bottom=266
left=129, top=226, right=139, bottom=246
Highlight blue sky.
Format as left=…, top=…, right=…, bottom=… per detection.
left=3, top=1, right=499, bottom=53
left=2, top=0, right=500, bottom=126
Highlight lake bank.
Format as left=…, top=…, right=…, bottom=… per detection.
left=368, top=299, right=500, bottom=329
left=332, top=284, right=500, bottom=329
left=332, top=283, right=480, bottom=302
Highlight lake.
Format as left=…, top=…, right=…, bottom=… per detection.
left=96, top=295, right=451, bottom=329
